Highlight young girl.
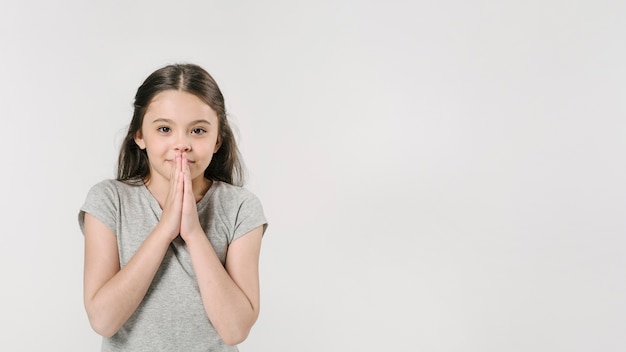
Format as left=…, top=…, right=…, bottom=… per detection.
left=78, top=63, right=267, bottom=352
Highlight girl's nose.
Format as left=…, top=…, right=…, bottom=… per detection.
left=174, top=134, right=191, bottom=152
left=174, top=143, right=191, bottom=152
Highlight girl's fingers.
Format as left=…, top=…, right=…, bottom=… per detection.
left=180, top=152, right=203, bottom=238
left=172, top=154, right=178, bottom=185
left=167, top=152, right=184, bottom=210
left=182, top=152, right=190, bottom=179
left=181, top=153, right=192, bottom=198
left=169, top=153, right=181, bottom=198
left=159, top=152, right=184, bottom=240
left=175, top=153, right=184, bottom=199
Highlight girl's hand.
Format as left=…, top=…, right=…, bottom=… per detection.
left=179, top=152, right=204, bottom=242
left=156, top=152, right=184, bottom=241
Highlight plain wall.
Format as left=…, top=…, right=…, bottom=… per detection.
left=1, top=1, right=625, bottom=351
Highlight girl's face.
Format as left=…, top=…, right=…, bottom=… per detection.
left=134, top=90, right=221, bottom=187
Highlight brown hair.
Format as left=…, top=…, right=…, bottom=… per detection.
left=117, top=63, right=244, bottom=186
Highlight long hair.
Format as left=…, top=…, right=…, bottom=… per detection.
left=117, top=63, right=244, bottom=186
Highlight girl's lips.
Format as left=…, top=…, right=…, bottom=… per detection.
left=166, top=159, right=195, bottom=163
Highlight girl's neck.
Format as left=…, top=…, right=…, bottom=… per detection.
left=191, top=177, right=212, bottom=201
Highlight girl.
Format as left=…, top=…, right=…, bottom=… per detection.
left=79, top=63, right=267, bottom=352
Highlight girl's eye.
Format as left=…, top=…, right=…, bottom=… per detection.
left=157, top=126, right=171, bottom=133
left=191, top=128, right=207, bottom=135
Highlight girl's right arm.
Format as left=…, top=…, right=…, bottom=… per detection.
left=84, top=155, right=185, bottom=337
left=83, top=213, right=173, bottom=337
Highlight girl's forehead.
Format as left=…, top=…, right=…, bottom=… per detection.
left=145, top=90, right=217, bottom=123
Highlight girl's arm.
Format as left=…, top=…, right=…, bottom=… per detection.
left=179, top=154, right=263, bottom=345
left=184, top=226, right=264, bottom=346
left=84, top=154, right=185, bottom=337
left=83, top=213, right=173, bottom=337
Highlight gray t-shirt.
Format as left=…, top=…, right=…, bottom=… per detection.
left=78, top=179, right=267, bottom=352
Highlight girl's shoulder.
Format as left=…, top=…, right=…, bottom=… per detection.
left=208, top=181, right=260, bottom=203
left=200, top=181, right=265, bottom=217
left=203, top=181, right=267, bottom=237
left=85, top=179, right=144, bottom=200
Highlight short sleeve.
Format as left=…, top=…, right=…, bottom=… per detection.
left=232, top=190, right=268, bottom=243
left=78, top=180, right=119, bottom=235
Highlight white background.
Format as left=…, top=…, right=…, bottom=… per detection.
left=1, top=1, right=625, bottom=351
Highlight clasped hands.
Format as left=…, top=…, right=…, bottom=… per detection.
left=158, top=152, right=204, bottom=242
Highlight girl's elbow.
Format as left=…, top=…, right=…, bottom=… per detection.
left=88, top=316, right=119, bottom=338
left=217, top=320, right=256, bottom=346
left=215, top=308, right=259, bottom=345
left=85, top=307, right=121, bottom=338
left=220, top=329, right=250, bottom=346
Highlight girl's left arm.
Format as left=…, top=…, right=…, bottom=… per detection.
left=184, top=226, right=263, bottom=346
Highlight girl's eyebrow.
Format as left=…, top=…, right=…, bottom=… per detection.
left=189, top=119, right=212, bottom=126
left=151, top=118, right=212, bottom=125
left=151, top=118, right=174, bottom=124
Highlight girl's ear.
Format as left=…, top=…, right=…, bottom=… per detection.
left=213, top=136, right=222, bottom=154
left=134, top=131, right=146, bottom=150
